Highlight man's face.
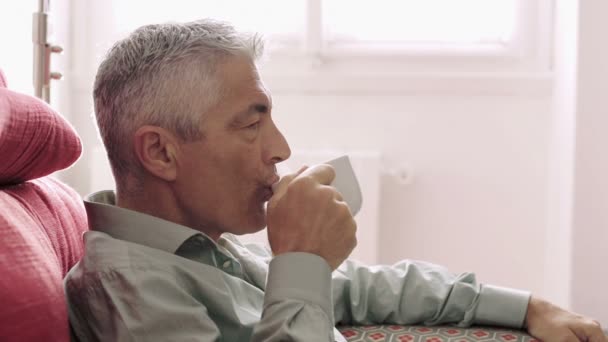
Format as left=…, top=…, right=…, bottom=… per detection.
left=175, top=56, right=290, bottom=239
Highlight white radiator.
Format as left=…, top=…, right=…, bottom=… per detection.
left=240, top=150, right=382, bottom=265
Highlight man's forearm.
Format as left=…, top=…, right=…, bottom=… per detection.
left=332, top=259, right=529, bottom=328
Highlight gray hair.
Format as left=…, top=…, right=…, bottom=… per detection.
left=93, top=19, right=263, bottom=190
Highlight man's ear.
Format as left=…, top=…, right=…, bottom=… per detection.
left=133, top=126, right=179, bottom=182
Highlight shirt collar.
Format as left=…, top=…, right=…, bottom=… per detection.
left=84, top=190, right=212, bottom=254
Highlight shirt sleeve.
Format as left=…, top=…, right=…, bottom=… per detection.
left=251, top=252, right=336, bottom=341
left=332, top=259, right=531, bottom=328
left=65, top=266, right=222, bottom=342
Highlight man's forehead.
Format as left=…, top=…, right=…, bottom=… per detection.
left=211, top=57, right=273, bottom=120
left=221, top=83, right=271, bottom=124
left=232, top=74, right=272, bottom=108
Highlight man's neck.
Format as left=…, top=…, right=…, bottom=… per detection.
left=116, top=185, right=223, bottom=241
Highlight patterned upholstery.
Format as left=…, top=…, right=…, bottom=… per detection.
left=338, top=325, right=537, bottom=342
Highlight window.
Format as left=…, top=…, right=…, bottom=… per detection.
left=324, top=0, right=517, bottom=45
left=101, top=0, right=553, bottom=94
left=0, top=0, right=36, bottom=95
left=112, top=0, right=522, bottom=49
left=111, top=0, right=305, bottom=49
left=0, top=0, right=70, bottom=104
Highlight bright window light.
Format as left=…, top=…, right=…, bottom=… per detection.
left=324, top=0, right=518, bottom=45
left=0, top=0, right=36, bottom=95
left=111, top=0, right=305, bottom=41
left=110, top=0, right=519, bottom=50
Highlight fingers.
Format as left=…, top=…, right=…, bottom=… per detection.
left=269, top=163, right=340, bottom=209
left=525, top=297, right=607, bottom=342
left=571, top=321, right=607, bottom=342
left=319, top=184, right=344, bottom=202
left=269, top=166, right=309, bottom=206
left=297, top=164, right=336, bottom=186
left=295, top=165, right=309, bottom=174
left=564, top=330, right=585, bottom=342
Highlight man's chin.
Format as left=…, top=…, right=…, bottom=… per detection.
left=231, top=216, right=267, bottom=236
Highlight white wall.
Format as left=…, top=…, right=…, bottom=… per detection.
left=545, top=0, right=608, bottom=325
left=544, top=0, right=577, bottom=309
left=570, top=0, right=608, bottom=326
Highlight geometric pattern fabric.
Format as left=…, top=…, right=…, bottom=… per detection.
left=338, top=325, right=538, bottom=342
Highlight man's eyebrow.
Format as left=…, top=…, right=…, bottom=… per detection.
left=245, top=93, right=273, bottom=115
left=253, top=91, right=272, bottom=113
left=252, top=103, right=269, bottom=114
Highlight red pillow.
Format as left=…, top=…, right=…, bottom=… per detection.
left=0, top=177, right=87, bottom=341
left=0, top=87, right=81, bottom=184
left=0, top=69, right=87, bottom=341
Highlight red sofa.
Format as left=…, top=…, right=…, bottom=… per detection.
left=0, top=68, right=87, bottom=341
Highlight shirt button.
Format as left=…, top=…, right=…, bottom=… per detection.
left=222, top=260, right=232, bottom=269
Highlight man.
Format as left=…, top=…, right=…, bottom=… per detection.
left=65, top=19, right=606, bottom=341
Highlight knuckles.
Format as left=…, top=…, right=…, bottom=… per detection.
left=319, top=164, right=337, bottom=182
left=320, top=187, right=339, bottom=204
left=288, top=175, right=314, bottom=192
left=288, top=177, right=343, bottom=205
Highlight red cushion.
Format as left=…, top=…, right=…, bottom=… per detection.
left=0, top=87, right=81, bottom=184
left=0, top=177, right=87, bottom=341
left=0, top=68, right=87, bottom=341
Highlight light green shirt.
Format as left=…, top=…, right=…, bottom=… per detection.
left=65, top=190, right=531, bottom=341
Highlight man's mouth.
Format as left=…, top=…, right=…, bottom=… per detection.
left=259, top=173, right=280, bottom=202
left=267, top=174, right=280, bottom=186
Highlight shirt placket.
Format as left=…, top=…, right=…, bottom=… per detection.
left=177, top=235, right=244, bottom=279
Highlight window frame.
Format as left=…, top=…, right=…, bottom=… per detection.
left=258, top=0, right=554, bottom=95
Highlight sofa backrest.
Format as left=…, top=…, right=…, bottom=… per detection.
left=0, top=68, right=88, bottom=341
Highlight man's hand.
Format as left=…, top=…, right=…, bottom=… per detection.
left=526, top=297, right=607, bottom=342
left=266, top=164, right=357, bottom=270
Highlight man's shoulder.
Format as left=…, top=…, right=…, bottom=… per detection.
left=66, top=231, right=179, bottom=283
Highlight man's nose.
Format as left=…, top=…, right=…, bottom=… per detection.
left=265, top=121, right=291, bottom=165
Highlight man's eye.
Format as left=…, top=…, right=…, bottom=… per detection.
left=246, top=122, right=260, bottom=130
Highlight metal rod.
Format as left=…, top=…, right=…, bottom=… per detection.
left=33, top=0, right=56, bottom=104
left=39, top=0, right=49, bottom=12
